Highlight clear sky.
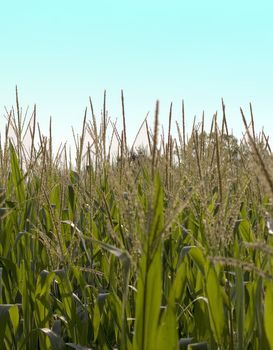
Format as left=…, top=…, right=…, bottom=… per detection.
left=0, top=0, right=273, bottom=151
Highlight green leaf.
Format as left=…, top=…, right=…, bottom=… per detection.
left=239, top=220, right=254, bottom=242
left=70, top=170, right=80, bottom=185
left=61, top=220, right=91, bottom=263
left=133, top=172, right=164, bottom=350
left=264, top=281, right=273, bottom=347
left=155, top=259, right=189, bottom=350
left=0, top=304, right=20, bottom=348
left=133, top=243, right=162, bottom=350
left=93, top=239, right=131, bottom=350
left=8, top=305, right=19, bottom=335
left=244, top=282, right=255, bottom=345
left=156, top=302, right=178, bottom=350
left=9, top=141, right=25, bottom=205
left=235, top=267, right=245, bottom=350
left=173, top=260, right=187, bottom=301
left=205, top=263, right=225, bottom=344
left=189, top=247, right=206, bottom=276
left=54, top=270, right=75, bottom=322
left=34, top=270, right=55, bottom=329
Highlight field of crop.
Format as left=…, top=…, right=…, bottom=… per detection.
left=1, top=93, right=273, bottom=349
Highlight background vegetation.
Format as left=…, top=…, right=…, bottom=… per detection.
left=1, top=91, right=273, bottom=349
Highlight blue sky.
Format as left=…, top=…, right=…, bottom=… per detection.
left=0, top=0, right=273, bottom=151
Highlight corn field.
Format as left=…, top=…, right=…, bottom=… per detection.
left=1, top=91, right=273, bottom=349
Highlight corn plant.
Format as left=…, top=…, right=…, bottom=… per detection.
left=0, top=91, right=273, bottom=349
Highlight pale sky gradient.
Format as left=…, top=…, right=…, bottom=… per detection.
left=0, top=0, right=273, bottom=151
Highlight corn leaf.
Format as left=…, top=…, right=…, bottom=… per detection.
left=205, top=263, right=225, bottom=344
